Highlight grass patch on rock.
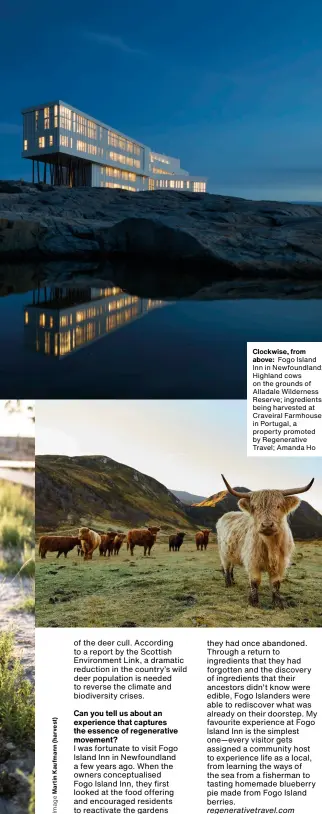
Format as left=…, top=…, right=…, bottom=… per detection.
left=0, top=631, right=34, bottom=745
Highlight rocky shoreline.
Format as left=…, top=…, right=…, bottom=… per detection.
left=1, top=182, right=322, bottom=273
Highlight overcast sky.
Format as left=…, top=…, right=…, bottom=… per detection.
left=1, top=0, right=322, bottom=200
left=36, top=400, right=322, bottom=514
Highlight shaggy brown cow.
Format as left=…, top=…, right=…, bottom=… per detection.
left=196, top=529, right=211, bottom=551
left=99, top=532, right=117, bottom=557
left=113, top=533, right=126, bottom=555
left=216, top=474, right=314, bottom=608
left=38, top=536, right=80, bottom=559
left=79, top=527, right=101, bottom=560
left=169, top=532, right=185, bottom=552
left=127, top=527, right=160, bottom=556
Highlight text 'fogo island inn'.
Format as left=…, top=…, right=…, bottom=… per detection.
left=22, top=101, right=207, bottom=193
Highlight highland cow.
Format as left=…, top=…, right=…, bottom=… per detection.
left=113, top=533, right=126, bottom=555
left=216, top=474, right=314, bottom=608
left=127, top=527, right=160, bottom=556
left=79, top=527, right=101, bottom=561
left=99, top=532, right=117, bottom=557
left=195, top=529, right=211, bottom=551
left=38, top=536, right=80, bottom=559
left=169, top=532, right=185, bottom=552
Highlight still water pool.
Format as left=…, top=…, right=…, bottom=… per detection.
left=0, top=272, right=321, bottom=398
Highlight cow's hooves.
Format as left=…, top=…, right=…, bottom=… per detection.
left=249, top=596, right=259, bottom=607
left=273, top=597, right=284, bottom=609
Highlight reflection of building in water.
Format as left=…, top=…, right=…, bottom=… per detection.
left=24, top=286, right=165, bottom=358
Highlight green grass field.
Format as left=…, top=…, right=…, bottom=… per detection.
left=0, top=479, right=35, bottom=811
left=35, top=527, right=322, bottom=628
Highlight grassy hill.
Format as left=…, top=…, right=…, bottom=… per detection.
left=36, top=455, right=194, bottom=531
left=36, top=457, right=322, bottom=541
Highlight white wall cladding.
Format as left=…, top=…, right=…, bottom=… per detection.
left=22, top=101, right=207, bottom=192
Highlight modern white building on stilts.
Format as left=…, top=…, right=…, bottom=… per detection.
left=22, top=101, right=207, bottom=192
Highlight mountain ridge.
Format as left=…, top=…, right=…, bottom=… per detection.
left=35, top=455, right=322, bottom=540
left=186, top=487, right=322, bottom=540
left=170, top=489, right=207, bottom=505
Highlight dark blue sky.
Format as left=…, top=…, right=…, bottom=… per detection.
left=1, top=0, right=322, bottom=200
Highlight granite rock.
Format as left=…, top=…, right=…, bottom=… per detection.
left=0, top=183, right=322, bottom=273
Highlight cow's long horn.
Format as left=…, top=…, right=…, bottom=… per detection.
left=281, top=478, right=314, bottom=496
left=221, top=475, right=251, bottom=498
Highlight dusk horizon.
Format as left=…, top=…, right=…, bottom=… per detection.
left=1, top=0, right=322, bottom=201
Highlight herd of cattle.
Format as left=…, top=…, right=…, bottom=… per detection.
left=38, top=474, right=315, bottom=608
left=38, top=527, right=211, bottom=560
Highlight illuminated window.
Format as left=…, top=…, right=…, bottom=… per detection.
left=60, top=106, right=72, bottom=130
left=60, top=135, right=72, bottom=148
left=23, top=139, right=28, bottom=151
left=24, top=311, right=29, bottom=324
left=38, top=137, right=45, bottom=148
left=110, top=152, right=140, bottom=168
left=39, top=313, right=46, bottom=326
left=44, top=332, right=51, bottom=354
left=44, top=107, right=50, bottom=128
left=152, top=167, right=172, bottom=175
left=193, top=182, right=206, bottom=192
left=35, top=110, right=39, bottom=131
left=108, top=132, right=141, bottom=157
left=86, top=322, right=96, bottom=341
left=103, top=166, right=136, bottom=182
left=54, top=333, right=59, bottom=355
left=102, top=182, right=135, bottom=192
left=88, top=120, right=97, bottom=140
left=76, top=140, right=87, bottom=153
left=148, top=179, right=155, bottom=190
left=49, top=135, right=53, bottom=146
left=76, top=310, right=86, bottom=322
left=87, top=144, right=97, bottom=155
left=60, top=315, right=69, bottom=327
left=75, top=114, right=86, bottom=136
left=49, top=316, right=54, bottom=328
left=107, top=167, right=121, bottom=179
left=60, top=331, right=71, bottom=355
left=54, top=105, right=58, bottom=127
left=150, top=153, right=170, bottom=165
